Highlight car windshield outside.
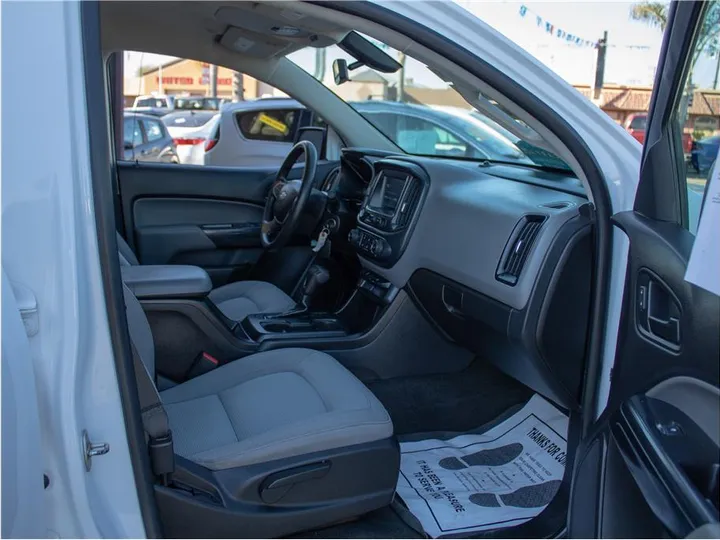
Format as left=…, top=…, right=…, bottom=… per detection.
left=628, top=115, right=647, bottom=130
left=175, top=97, right=224, bottom=111
left=288, top=40, right=572, bottom=172
left=135, top=97, right=168, bottom=108
left=162, top=110, right=217, bottom=128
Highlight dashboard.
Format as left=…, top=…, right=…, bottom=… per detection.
left=331, top=147, right=594, bottom=408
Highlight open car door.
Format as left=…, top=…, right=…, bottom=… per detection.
left=568, top=2, right=720, bottom=538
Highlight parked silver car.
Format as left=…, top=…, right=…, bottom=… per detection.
left=203, top=98, right=540, bottom=169
left=204, top=98, right=311, bottom=168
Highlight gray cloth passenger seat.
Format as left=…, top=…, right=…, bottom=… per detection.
left=122, top=285, right=399, bottom=537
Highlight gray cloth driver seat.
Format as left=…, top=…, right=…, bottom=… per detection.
left=117, top=232, right=295, bottom=321
left=123, top=285, right=399, bottom=537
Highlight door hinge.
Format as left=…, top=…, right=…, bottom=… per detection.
left=82, top=430, right=109, bottom=471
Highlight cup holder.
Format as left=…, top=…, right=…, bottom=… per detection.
left=260, top=321, right=292, bottom=333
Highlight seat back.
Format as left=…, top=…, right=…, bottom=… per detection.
left=117, top=232, right=139, bottom=266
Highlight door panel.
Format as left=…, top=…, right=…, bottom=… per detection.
left=569, top=213, right=720, bottom=538
left=569, top=3, right=719, bottom=538
left=117, top=160, right=337, bottom=287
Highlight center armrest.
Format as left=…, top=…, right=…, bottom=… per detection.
left=121, top=265, right=213, bottom=299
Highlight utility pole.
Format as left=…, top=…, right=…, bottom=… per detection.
left=713, top=51, right=720, bottom=90
left=313, top=48, right=327, bottom=81
left=232, top=71, right=244, bottom=102
left=158, top=63, right=163, bottom=94
left=397, top=52, right=406, bottom=102
left=209, top=64, right=218, bottom=97
left=593, top=31, right=608, bottom=101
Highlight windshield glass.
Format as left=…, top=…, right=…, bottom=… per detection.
left=135, top=98, right=167, bottom=108
left=175, top=97, right=223, bottom=111
left=288, top=41, right=572, bottom=171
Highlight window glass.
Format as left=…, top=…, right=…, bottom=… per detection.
left=143, top=119, right=165, bottom=143
left=236, top=109, right=298, bottom=142
left=135, top=97, right=167, bottom=108
left=289, top=40, right=572, bottom=171
left=629, top=115, right=647, bottom=130
left=123, top=117, right=143, bottom=147
left=675, top=5, right=720, bottom=235
left=119, top=52, right=316, bottom=167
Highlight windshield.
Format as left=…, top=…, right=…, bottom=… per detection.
left=175, top=97, right=223, bottom=111
left=135, top=98, right=167, bottom=108
left=288, top=41, right=572, bottom=171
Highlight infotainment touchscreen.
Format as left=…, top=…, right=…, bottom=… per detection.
left=367, top=173, right=406, bottom=215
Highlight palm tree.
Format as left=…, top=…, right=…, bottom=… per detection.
left=630, top=1, right=668, bottom=30
left=630, top=1, right=720, bottom=82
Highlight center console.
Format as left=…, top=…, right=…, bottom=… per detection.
left=348, top=159, right=428, bottom=268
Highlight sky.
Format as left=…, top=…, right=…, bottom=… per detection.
left=125, top=0, right=719, bottom=90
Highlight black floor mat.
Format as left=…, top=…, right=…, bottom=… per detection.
left=289, top=506, right=421, bottom=539
left=367, top=359, right=534, bottom=435
left=294, top=361, right=539, bottom=539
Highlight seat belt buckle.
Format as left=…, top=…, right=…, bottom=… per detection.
left=188, top=352, right=220, bottom=379
left=149, top=431, right=175, bottom=485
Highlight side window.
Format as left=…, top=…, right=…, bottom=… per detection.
left=143, top=119, right=165, bottom=143
left=236, top=109, right=298, bottom=142
left=116, top=52, right=325, bottom=167
left=123, top=117, right=143, bottom=148
left=674, top=8, right=720, bottom=234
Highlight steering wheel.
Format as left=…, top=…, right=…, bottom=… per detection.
left=261, top=141, right=318, bottom=250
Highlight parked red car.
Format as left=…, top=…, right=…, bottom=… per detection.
left=624, top=113, right=693, bottom=158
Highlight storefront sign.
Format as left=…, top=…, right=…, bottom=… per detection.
left=155, top=76, right=233, bottom=86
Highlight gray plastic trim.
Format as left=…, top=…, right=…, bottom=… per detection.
left=121, top=265, right=212, bottom=299
left=357, top=157, right=586, bottom=310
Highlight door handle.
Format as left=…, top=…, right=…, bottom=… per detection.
left=636, top=270, right=682, bottom=350
left=648, top=314, right=680, bottom=345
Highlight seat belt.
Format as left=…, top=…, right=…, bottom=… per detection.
left=130, top=343, right=175, bottom=485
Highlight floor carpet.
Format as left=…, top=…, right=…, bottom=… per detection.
left=290, top=360, right=542, bottom=538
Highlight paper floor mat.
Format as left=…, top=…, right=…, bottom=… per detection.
left=396, top=395, right=568, bottom=538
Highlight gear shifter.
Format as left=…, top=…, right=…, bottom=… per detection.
left=301, top=265, right=330, bottom=308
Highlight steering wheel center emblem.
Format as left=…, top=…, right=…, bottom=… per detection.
left=279, top=190, right=288, bottom=200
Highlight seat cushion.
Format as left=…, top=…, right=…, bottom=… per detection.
left=208, top=280, right=295, bottom=321
left=161, top=348, right=394, bottom=470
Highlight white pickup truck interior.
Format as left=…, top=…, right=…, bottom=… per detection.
left=96, top=2, right=599, bottom=538
left=75, top=1, right=717, bottom=539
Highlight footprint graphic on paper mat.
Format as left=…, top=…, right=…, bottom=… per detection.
left=438, top=443, right=524, bottom=470
left=469, top=480, right=561, bottom=509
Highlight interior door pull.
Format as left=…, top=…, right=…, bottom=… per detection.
left=648, top=315, right=681, bottom=345
left=636, top=270, right=682, bottom=351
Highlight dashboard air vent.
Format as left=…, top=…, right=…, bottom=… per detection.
left=496, top=215, right=547, bottom=286
left=397, top=177, right=422, bottom=228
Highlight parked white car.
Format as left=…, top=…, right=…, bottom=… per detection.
left=203, top=98, right=311, bottom=168
left=162, top=111, right=219, bottom=165
left=133, top=94, right=175, bottom=109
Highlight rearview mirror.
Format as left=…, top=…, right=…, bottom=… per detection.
left=337, top=31, right=402, bottom=73
left=333, top=59, right=350, bottom=85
